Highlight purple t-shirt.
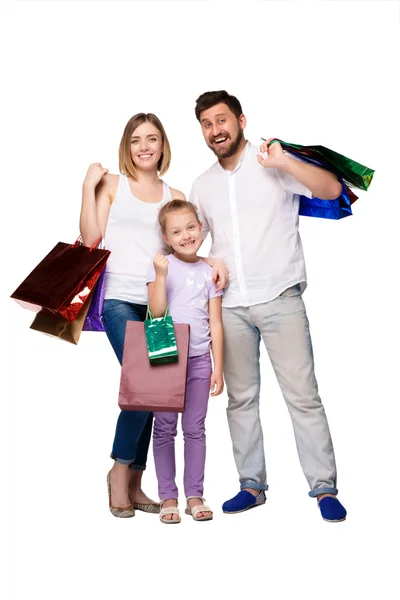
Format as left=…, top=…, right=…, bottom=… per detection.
left=146, top=254, right=223, bottom=357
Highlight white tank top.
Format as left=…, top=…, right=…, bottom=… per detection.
left=104, top=174, right=172, bottom=304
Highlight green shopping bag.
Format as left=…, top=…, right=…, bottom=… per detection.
left=144, top=309, right=179, bottom=365
left=267, top=138, right=374, bottom=192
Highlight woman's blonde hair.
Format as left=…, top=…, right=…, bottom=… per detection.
left=158, top=200, right=200, bottom=234
left=118, top=113, right=171, bottom=179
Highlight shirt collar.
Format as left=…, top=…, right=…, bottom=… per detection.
left=215, top=140, right=250, bottom=174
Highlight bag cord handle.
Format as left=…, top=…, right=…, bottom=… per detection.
left=72, top=235, right=103, bottom=251
left=146, top=307, right=168, bottom=321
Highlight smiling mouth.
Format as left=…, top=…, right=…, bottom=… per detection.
left=138, top=154, right=153, bottom=159
left=213, top=136, right=228, bottom=145
left=181, top=240, right=196, bottom=248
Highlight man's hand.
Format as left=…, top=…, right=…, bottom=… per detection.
left=211, top=259, right=229, bottom=292
left=210, top=372, right=224, bottom=396
left=257, top=138, right=288, bottom=170
left=153, top=253, right=169, bottom=277
left=258, top=138, right=342, bottom=199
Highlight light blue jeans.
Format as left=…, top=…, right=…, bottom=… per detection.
left=222, top=285, right=338, bottom=498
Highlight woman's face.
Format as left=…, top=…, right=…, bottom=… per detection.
left=130, top=121, right=163, bottom=172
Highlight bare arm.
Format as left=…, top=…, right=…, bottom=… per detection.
left=277, top=156, right=342, bottom=199
left=170, top=188, right=186, bottom=201
left=208, top=296, right=224, bottom=396
left=200, top=257, right=229, bottom=293
left=79, top=164, right=115, bottom=246
left=258, top=140, right=342, bottom=200
left=147, top=254, right=169, bottom=317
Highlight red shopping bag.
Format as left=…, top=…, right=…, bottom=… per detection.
left=11, top=237, right=110, bottom=322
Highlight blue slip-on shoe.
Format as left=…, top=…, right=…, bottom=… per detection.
left=222, top=490, right=266, bottom=514
left=318, top=497, right=347, bottom=522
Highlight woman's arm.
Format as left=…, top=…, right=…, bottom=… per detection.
left=79, top=163, right=116, bottom=246
left=208, top=296, right=224, bottom=396
left=147, top=254, right=169, bottom=317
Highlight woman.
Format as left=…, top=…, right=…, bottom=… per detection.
left=80, top=113, right=226, bottom=518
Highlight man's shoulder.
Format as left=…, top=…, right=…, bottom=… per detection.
left=193, top=161, right=219, bottom=187
left=246, top=141, right=265, bottom=160
left=247, top=141, right=259, bottom=151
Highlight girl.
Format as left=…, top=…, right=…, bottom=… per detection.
left=80, top=115, right=228, bottom=518
left=147, top=200, right=224, bottom=523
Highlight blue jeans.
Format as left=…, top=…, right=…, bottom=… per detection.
left=102, top=299, right=152, bottom=469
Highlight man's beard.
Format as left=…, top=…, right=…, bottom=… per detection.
left=209, top=127, right=244, bottom=160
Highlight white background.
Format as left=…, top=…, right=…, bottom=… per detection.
left=2, top=1, right=399, bottom=599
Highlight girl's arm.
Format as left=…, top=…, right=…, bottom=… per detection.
left=147, top=254, right=169, bottom=317
left=79, top=163, right=116, bottom=246
left=208, top=296, right=224, bottom=396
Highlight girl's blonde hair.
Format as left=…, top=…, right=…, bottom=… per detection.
left=118, top=113, right=171, bottom=179
left=158, top=200, right=200, bottom=234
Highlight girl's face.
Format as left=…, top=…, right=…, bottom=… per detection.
left=130, top=121, right=163, bottom=172
left=163, top=210, right=203, bottom=259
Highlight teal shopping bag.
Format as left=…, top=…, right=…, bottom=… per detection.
left=144, top=309, right=179, bottom=365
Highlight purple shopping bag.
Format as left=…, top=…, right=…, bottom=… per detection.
left=82, top=268, right=106, bottom=331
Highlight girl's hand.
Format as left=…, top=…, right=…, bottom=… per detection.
left=153, top=253, right=169, bottom=277
left=210, top=372, right=224, bottom=396
left=212, top=259, right=229, bottom=292
left=83, top=163, right=109, bottom=188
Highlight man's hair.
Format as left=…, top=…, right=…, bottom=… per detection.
left=158, top=200, right=200, bottom=234
left=195, top=90, right=243, bottom=121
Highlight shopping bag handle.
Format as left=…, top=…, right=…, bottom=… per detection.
left=146, top=307, right=168, bottom=321
left=72, top=235, right=103, bottom=251
left=260, top=137, right=279, bottom=147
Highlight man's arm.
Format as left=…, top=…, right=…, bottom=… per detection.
left=258, top=139, right=342, bottom=200
left=276, top=155, right=342, bottom=199
left=189, top=182, right=210, bottom=240
left=190, top=181, right=228, bottom=291
left=200, top=257, right=228, bottom=293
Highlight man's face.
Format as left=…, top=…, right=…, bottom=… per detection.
left=199, top=103, right=246, bottom=159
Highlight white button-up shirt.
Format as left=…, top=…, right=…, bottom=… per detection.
left=189, top=142, right=312, bottom=308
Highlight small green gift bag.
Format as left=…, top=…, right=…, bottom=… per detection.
left=144, top=309, right=179, bottom=365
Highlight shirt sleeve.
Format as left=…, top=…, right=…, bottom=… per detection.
left=146, top=258, right=156, bottom=284
left=189, top=181, right=210, bottom=240
left=207, top=273, right=224, bottom=300
left=275, top=151, right=313, bottom=198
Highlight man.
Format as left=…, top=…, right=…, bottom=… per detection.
left=190, top=90, right=347, bottom=522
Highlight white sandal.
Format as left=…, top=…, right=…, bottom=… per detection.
left=185, top=496, right=213, bottom=521
left=159, top=500, right=181, bottom=524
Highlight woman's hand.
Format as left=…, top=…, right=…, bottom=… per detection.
left=83, top=163, right=109, bottom=188
left=153, top=253, right=169, bottom=277
left=212, top=259, right=229, bottom=292
left=210, top=372, right=224, bottom=396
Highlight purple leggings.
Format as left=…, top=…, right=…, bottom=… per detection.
left=152, top=353, right=212, bottom=500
